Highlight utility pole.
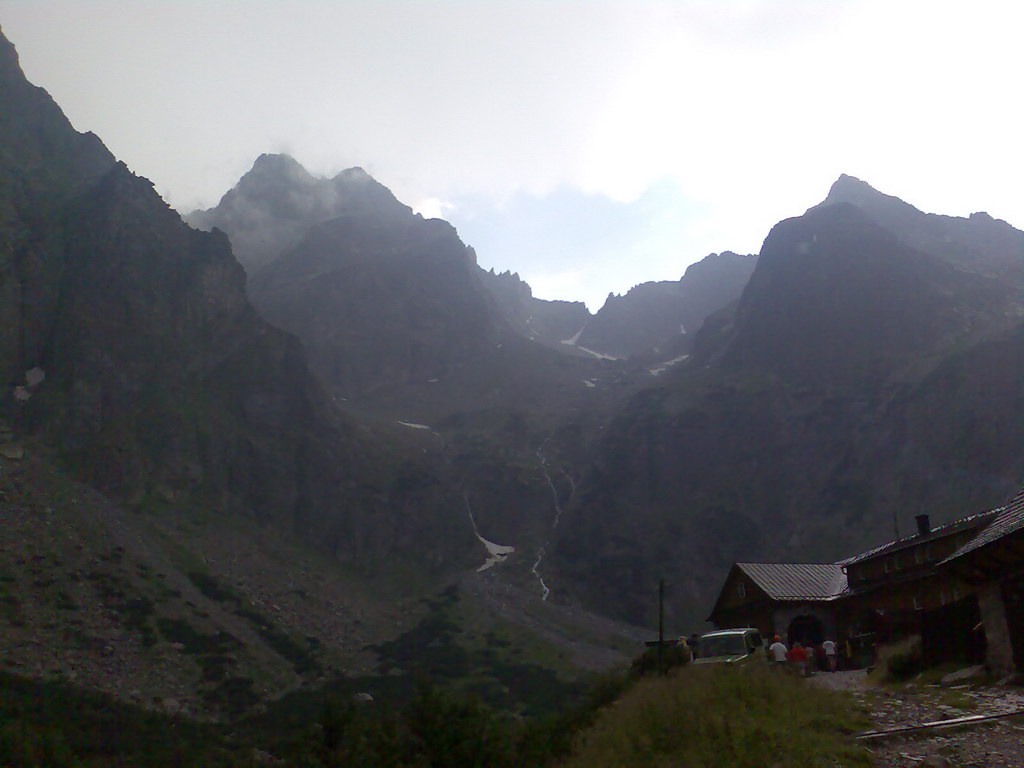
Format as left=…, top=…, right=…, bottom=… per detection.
left=658, top=578, right=665, bottom=675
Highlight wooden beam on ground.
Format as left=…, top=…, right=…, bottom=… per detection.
left=855, top=709, right=1024, bottom=740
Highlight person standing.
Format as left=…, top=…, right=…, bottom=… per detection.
left=822, top=638, right=838, bottom=672
left=787, top=641, right=808, bottom=676
left=688, top=633, right=701, bottom=660
left=768, top=635, right=788, bottom=669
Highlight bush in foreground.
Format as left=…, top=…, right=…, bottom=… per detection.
left=562, top=664, right=872, bottom=768
left=871, top=635, right=924, bottom=683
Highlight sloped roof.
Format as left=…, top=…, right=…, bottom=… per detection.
left=838, top=509, right=999, bottom=566
left=737, top=562, right=848, bottom=601
left=943, top=491, right=1024, bottom=564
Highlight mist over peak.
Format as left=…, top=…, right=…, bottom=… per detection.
left=186, top=155, right=409, bottom=272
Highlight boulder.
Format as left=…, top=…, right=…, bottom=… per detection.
left=940, top=665, right=985, bottom=685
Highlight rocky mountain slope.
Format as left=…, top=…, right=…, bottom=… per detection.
left=186, top=154, right=409, bottom=275
left=8, top=22, right=1024, bottom=717
left=191, top=154, right=506, bottom=397
left=573, top=251, right=757, bottom=360
left=477, top=267, right=591, bottom=352
left=0, top=31, right=474, bottom=574
left=190, top=149, right=1024, bottom=634
left=819, top=174, right=1024, bottom=282
left=191, top=156, right=758, bottom=375
left=721, top=203, right=1020, bottom=384
left=250, top=207, right=503, bottom=397
left=548, top=190, right=1024, bottom=626
left=186, top=157, right=758, bottom=621
left=0, top=28, right=653, bottom=717
left=475, top=250, right=757, bottom=361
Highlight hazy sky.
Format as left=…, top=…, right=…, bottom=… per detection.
left=3, top=1, right=1021, bottom=310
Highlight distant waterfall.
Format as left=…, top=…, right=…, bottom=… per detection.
left=530, top=440, right=576, bottom=600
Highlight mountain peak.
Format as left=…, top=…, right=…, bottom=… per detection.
left=335, top=166, right=371, bottom=181
left=823, top=173, right=883, bottom=204
left=242, top=153, right=314, bottom=186
left=815, top=173, right=924, bottom=223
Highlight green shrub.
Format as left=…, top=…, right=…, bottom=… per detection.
left=629, top=643, right=691, bottom=678
left=874, top=636, right=924, bottom=683
left=301, top=685, right=515, bottom=768
left=0, top=671, right=250, bottom=767
left=0, top=720, right=84, bottom=768
left=404, top=684, right=515, bottom=768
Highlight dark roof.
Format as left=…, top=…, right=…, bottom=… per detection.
left=737, top=562, right=848, bottom=601
left=943, top=491, right=1024, bottom=564
left=838, top=509, right=999, bottom=567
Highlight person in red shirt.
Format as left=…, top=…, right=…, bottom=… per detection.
left=787, top=641, right=808, bottom=676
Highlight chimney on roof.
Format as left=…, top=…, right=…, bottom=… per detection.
left=915, top=514, right=931, bottom=536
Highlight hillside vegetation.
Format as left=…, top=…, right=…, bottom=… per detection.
left=0, top=663, right=870, bottom=767
left=564, top=665, right=872, bottom=768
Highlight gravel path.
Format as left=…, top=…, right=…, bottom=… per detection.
left=810, top=670, right=1024, bottom=767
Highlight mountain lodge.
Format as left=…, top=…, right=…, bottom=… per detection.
left=708, top=491, right=1024, bottom=676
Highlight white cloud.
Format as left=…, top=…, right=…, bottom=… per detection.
left=2, top=0, right=1021, bottom=303
left=413, top=197, right=456, bottom=220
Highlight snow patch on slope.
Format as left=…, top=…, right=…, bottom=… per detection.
left=464, top=496, right=515, bottom=572
left=577, top=346, right=618, bottom=361
left=648, top=354, right=689, bottom=376
left=560, top=325, right=586, bottom=346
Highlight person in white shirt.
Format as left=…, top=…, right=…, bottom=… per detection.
left=768, top=635, right=788, bottom=668
left=822, top=638, right=838, bottom=672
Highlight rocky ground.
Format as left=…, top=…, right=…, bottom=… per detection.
left=812, top=669, right=1024, bottom=767
left=1, top=450, right=647, bottom=720
left=0, top=453, right=384, bottom=717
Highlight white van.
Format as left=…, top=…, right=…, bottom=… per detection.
left=693, top=628, right=766, bottom=664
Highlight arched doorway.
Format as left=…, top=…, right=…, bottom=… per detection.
left=788, top=614, right=825, bottom=646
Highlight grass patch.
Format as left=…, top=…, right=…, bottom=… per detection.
left=367, top=585, right=584, bottom=716
left=187, top=572, right=240, bottom=604
left=234, top=606, right=321, bottom=676
left=184, top=571, right=320, bottom=677
left=562, top=664, right=872, bottom=768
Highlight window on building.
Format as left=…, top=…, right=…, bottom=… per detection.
left=737, top=582, right=746, bottom=599
left=914, top=547, right=924, bottom=565
left=913, top=594, right=923, bottom=610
